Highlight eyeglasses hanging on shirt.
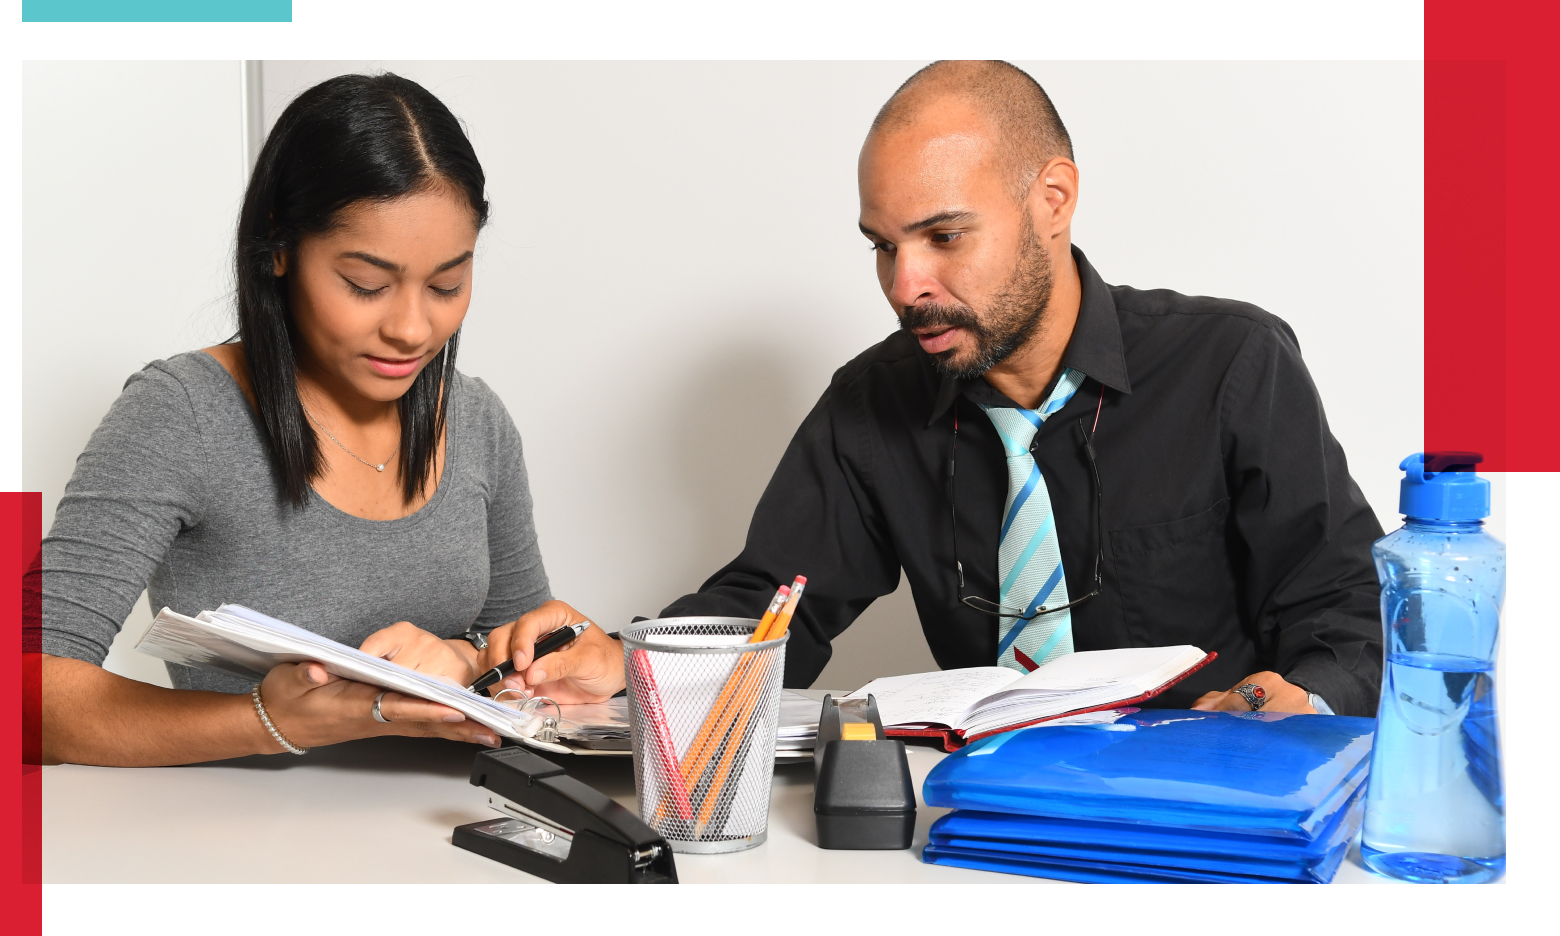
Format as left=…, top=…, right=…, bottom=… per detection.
left=946, top=395, right=1105, bottom=621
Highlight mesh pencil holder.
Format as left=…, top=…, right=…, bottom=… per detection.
left=621, top=616, right=788, bottom=854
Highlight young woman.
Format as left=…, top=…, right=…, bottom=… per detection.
left=39, top=73, right=623, bottom=767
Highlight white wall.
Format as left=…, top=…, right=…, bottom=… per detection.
left=24, top=61, right=249, bottom=687
left=25, top=61, right=1429, bottom=690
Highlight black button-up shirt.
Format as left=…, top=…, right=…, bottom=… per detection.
left=662, top=247, right=1385, bottom=716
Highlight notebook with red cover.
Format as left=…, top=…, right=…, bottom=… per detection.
left=844, top=646, right=1217, bottom=752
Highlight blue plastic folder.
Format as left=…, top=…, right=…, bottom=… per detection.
left=920, top=843, right=1354, bottom=884
left=920, top=710, right=1374, bottom=883
left=926, top=786, right=1364, bottom=883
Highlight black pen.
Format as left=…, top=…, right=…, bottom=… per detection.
left=467, top=621, right=591, bottom=694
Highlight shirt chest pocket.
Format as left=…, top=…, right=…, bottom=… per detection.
left=1107, top=497, right=1238, bottom=648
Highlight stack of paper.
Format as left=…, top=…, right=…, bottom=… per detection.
left=775, top=691, right=822, bottom=751
left=556, top=700, right=633, bottom=748
left=558, top=690, right=822, bottom=755
left=137, top=604, right=538, bottom=740
left=920, top=709, right=1376, bottom=884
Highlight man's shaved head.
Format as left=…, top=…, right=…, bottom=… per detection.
left=858, top=61, right=1082, bottom=387
left=870, top=60, right=1072, bottom=200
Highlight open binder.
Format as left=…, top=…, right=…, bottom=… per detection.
left=845, top=646, right=1217, bottom=751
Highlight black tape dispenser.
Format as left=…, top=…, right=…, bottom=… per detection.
left=812, top=694, right=916, bottom=850
left=453, top=746, right=678, bottom=884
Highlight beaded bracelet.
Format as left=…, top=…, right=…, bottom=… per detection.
left=251, top=685, right=308, bottom=755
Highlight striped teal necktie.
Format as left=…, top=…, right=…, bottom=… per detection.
left=980, top=368, right=1086, bottom=672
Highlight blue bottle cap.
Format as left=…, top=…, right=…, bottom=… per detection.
left=1398, top=452, right=1489, bottom=521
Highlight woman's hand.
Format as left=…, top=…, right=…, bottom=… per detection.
left=358, top=620, right=480, bottom=686
left=359, top=620, right=480, bottom=688
left=255, top=660, right=502, bottom=750
left=1191, top=671, right=1318, bottom=714
left=477, top=600, right=626, bottom=704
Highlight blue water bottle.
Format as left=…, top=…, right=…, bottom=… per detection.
left=1360, top=452, right=1504, bottom=883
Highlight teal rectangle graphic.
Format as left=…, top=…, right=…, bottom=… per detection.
left=23, top=0, right=291, bottom=20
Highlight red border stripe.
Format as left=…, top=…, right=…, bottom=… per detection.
left=5, top=494, right=43, bottom=935
left=1426, top=1, right=1560, bottom=470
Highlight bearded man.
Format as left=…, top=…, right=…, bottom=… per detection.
left=528, top=60, right=1381, bottom=717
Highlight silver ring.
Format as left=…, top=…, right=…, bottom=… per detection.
left=1233, top=683, right=1268, bottom=711
left=371, top=691, right=391, bottom=723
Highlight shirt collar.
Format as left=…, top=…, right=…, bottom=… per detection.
left=926, top=244, right=1132, bottom=427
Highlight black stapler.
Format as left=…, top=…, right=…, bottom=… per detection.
left=453, top=746, right=678, bottom=884
left=812, top=693, right=916, bottom=849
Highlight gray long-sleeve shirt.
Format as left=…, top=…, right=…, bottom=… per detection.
left=41, top=350, right=552, bottom=693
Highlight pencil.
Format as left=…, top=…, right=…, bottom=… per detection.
left=680, top=583, right=790, bottom=786
left=631, top=648, right=694, bottom=823
left=698, top=707, right=759, bottom=838
left=693, top=579, right=806, bottom=830
left=693, top=577, right=803, bottom=765
left=749, top=585, right=791, bottom=643
left=693, top=654, right=776, bottom=836
left=764, top=577, right=806, bottom=640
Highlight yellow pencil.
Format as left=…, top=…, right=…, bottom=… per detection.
left=764, top=577, right=806, bottom=640
left=680, top=583, right=791, bottom=786
left=694, top=656, right=771, bottom=834
left=749, top=585, right=791, bottom=643
left=693, top=580, right=807, bottom=830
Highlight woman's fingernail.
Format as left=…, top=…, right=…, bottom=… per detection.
left=502, top=676, right=524, bottom=690
left=444, top=713, right=466, bottom=723
left=478, top=734, right=500, bottom=748
left=530, top=670, right=545, bottom=684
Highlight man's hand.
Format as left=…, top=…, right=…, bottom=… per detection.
left=477, top=600, right=626, bottom=704
left=1191, top=670, right=1317, bottom=714
left=359, top=620, right=480, bottom=688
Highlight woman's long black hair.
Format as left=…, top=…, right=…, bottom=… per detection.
left=234, top=73, right=489, bottom=508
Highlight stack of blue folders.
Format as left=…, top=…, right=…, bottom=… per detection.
left=921, top=710, right=1375, bottom=883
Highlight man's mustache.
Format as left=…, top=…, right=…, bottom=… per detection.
left=899, top=303, right=983, bottom=335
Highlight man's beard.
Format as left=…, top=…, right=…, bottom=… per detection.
left=899, top=221, right=1054, bottom=380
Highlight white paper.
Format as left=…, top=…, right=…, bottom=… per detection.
left=843, top=646, right=1206, bottom=734
left=1028, top=708, right=1137, bottom=727
left=844, top=667, right=1020, bottom=727
left=1002, top=645, right=1206, bottom=694
left=137, top=604, right=536, bottom=739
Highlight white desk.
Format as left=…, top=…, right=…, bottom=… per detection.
left=43, top=694, right=1388, bottom=886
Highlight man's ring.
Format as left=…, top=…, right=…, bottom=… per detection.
left=372, top=691, right=391, bottom=723
left=1233, top=683, right=1267, bottom=710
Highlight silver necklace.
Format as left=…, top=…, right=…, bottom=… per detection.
left=302, top=404, right=395, bottom=473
